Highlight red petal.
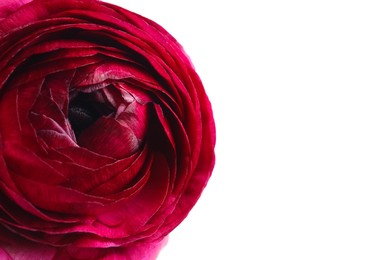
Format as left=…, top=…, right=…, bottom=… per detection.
left=68, top=145, right=147, bottom=194
left=77, top=116, right=140, bottom=159
left=3, top=141, right=66, bottom=184
left=0, top=0, right=32, bottom=20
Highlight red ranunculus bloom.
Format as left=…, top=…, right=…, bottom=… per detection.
left=0, top=0, right=215, bottom=259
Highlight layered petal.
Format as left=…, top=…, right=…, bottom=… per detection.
left=0, top=0, right=215, bottom=259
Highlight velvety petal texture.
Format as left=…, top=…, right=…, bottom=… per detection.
left=0, top=0, right=215, bottom=259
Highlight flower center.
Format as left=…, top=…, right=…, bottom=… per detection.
left=68, top=91, right=114, bottom=138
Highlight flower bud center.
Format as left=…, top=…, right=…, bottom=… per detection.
left=68, top=91, right=114, bottom=138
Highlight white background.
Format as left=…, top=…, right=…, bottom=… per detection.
left=107, top=1, right=390, bottom=259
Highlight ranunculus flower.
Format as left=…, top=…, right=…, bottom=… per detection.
left=0, top=0, right=215, bottom=259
